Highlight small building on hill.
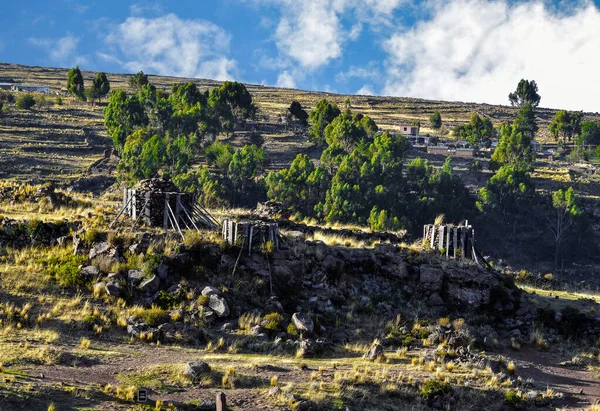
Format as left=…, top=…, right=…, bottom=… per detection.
left=398, top=124, right=419, bottom=136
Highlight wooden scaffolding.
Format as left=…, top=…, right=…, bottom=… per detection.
left=222, top=219, right=279, bottom=255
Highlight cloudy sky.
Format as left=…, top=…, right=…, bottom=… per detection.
left=1, top=0, right=599, bottom=111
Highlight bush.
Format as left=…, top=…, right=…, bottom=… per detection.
left=287, top=323, right=299, bottom=337
left=83, top=229, right=102, bottom=248
left=263, top=312, right=283, bottom=331
left=135, top=306, right=169, bottom=326
left=55, top=97, right=63, bottom=106
left=16, top=94, right=36, bottom=110
left=43, top=254, right=88, bottom=288
left=505, top=390, right=522, bottom=407
left=155, top=290, right=181, bottom=310
left=420, top=379, right=451, bottom=399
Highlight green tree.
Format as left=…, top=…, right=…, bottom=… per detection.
left=308, top=99, right=341, bottom=146
left=549, top=110, right=583, bottom=143
left=508, top=79, right=540, bottom=107
left=90, top=72, right=110, bottom=101
left=204, top=141, right=234, bottom=172
left=429, top=111, right=442, bottom=135
left=453, top=113, right=495, bottom=147
left=208, top=81, right=256, bottom=133
left=173, top=167, right=228, bottom=208
left=103, top=89, right=147, bottom=151
left=581, top=121, right=600, bottom=146
left=490, top=123, right=535, bottom=171
left=66, top=66, right=85, bottom=100
left=228, top=145, right=264, bottom=196
left=512, top=103, right=538, bottom=143
left=324, top=110, right=377, bottom=152
left=266, top=153, right=316, bottom=215
left=129, top=71, right=149, bottom=90
left=476, top=165, right=534, bottom=216
left=548, top=187, right=579, bottom=268
left=288, top=101, right=308, bottom=125
left=16, top=94, right=36, bottom=110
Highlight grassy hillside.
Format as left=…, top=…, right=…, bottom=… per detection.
left=1, top=62, right=599, bottom=183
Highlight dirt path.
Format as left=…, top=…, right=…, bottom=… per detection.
left=502, top=348, right=600, bottom=410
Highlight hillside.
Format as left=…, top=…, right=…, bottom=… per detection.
left=1, top=63, right=600, bottom=411
left=1, top=62, right=600, bottom=183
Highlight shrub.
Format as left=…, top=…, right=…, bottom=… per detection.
left=135, top=306, right=169, bottom=326
left=43, top=254, right=88, bottom=288
left=287, top=323, right=299, bottom=337
left=505, top=390, right=521, bottom=407
left=83, top=229, right=102, bottom=248
left=55, top=97, right=63, bottom=106
left=197, top=295, right=209, bottom=307
left=155, top=290, right=180, bottom=310
left=263, top=312, right=283, bottom=331
left=420, top=379, right=451, bottom=399
left=16, top=94, right=36, bottom=110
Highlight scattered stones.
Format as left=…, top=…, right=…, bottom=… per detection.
left=105, top=281, right=123, bottom=296
left=127, top=270, right=144, bottom=286
left=201, top=286, right=220, bottom=296
left=419, top=266, right=444, bottom=291
left=89, top=241, right=111, bottom=260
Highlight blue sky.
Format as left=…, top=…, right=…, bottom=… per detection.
left=1, top=0, right=600, bottom=111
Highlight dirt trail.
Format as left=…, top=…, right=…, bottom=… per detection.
left=503, top=348, right=600, bottom=410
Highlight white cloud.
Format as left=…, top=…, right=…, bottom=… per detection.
left=276, top=70, right=297, bottom=88
left=105, top=14, right=237, bottom=80
left=253, top=0, right=405, bottom=70
left=382, top=0, right=600, bottom=112
left=29, top=35, right=80, bottom=63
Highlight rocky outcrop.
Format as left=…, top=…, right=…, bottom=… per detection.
left=183, top=361, right=211, bottom=380
left=292, top=312, right=314, bottom=333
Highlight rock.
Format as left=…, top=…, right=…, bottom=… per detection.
left=81, top=265, right=100, bottom=277
left=157, top=263, right=169, bottom=280
left=56, top=236, right=69, bottom=247
left=364, top=340, right=384, bottom=361
left=93, top=282, right=106, bottom=296
left=139, top=275, right=160, bottom=295
left=105, top=281, right=123, bottom=296
left=201, top=286, right=221, bottom=296
left=292, top=312, right=314, bottom=333
left=127, top=270, right=144, bottom=286
left=419, top=266, right=444, bottom=291
left=183, top=361, right=211, bottom=380
left=394, top=261, right=409, bottom=279
left=272, top=265, right=292, bottom=279
left=322, top=255, right=345, bottom=275
left=197, top=400, right=215, bottom=410
left=208, top=294, right=230, bottom=317
left=89, top=241, right=111, bottom=260
left=428, top=292, right=445, bottom=307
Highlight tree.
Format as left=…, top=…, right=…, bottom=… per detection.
left=228, top=145, right=264, bottom=196
left=66, top=66, right=85, bottom=100
left=308, top=99, right=341, bottom=146
left=549, top=110, right=583, bottom=143
left=16, top=94, right=36, bottom=110
left=581, top=121, right=600, bottom=146
left=208, top=81, right=256, bottom=133
left=547, top=187, right=579, bottom=268
left=490, top=123, right=535, bottom=171
left=429, top=111, right=442, bottom=135
left=129, top=71, right=149, bottom=90
left=103, top=89, right=147, bottom=151
left=453, top=113, right=495, bottom=147
left=288, top=101, right=308, bottom=125
left=508, top=79, right=540, bottom=108
left=512, top=103, right=538, bottom=143
left=92, top=72, right=110, bottom=100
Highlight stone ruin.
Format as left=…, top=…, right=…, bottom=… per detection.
left=111, top=179, right=220, bottom=236
left=222, top=219, right=279, bottom=255
left=423, top=220, right=485, bottom=264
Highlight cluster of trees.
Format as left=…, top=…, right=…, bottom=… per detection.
left=267, top=101, right=474, bottom=233
left=66, top=66, right=110, bottom=104
left=453, top=113, right=496, bottom=147
left=103, top=75, right=262, bottom=206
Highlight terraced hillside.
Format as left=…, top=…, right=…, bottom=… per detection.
left=1, top=62, right=599, bottom=183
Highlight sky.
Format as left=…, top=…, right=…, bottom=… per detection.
left=1, top=0, right=599, bottom=112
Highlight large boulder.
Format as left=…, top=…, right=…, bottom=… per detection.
left=105, top=280, right=123, bottom=297
left=363, top=340, right=384, bottom=361
left=80, top=265, right=100, bottom=278
left=127, top=270, right=144, bottom=286
left=183, top=361, right=211, bottom=381
left=208, top=294, right=230, bottom=317
left=322, top=255, right=344, bottom=275
left=157, top=263, right=169, bottom=280
left=201, top=286, right=220, bottom=296
left=89, top=241, right=111, bottom=260
left=419, top=266, right=444, bottom=291
left=139, top=275, right=160, bottom=295
left=292, top=312, right=314, bottom=333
